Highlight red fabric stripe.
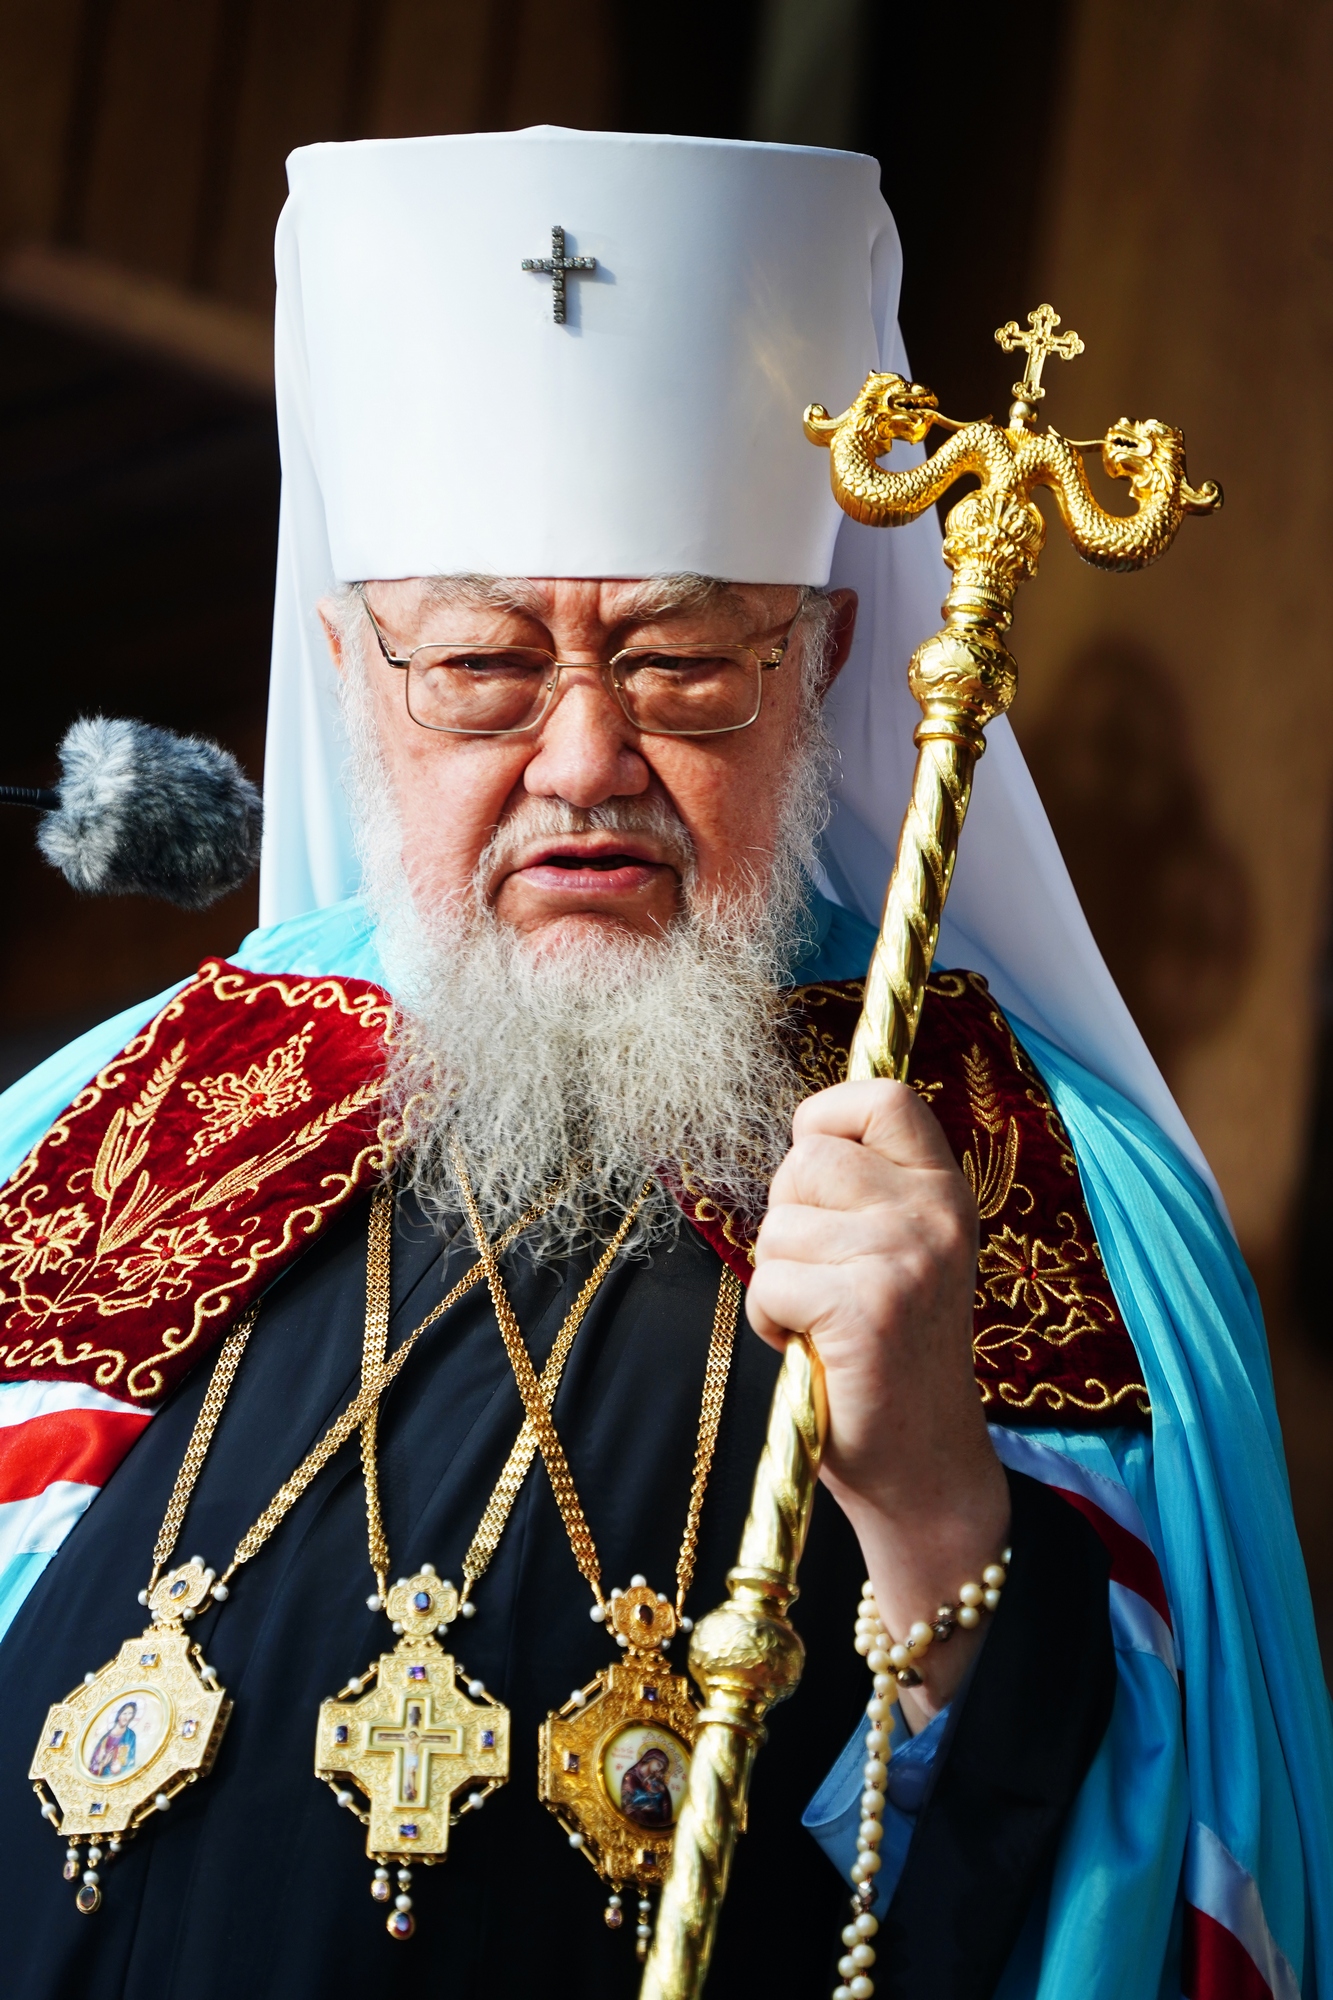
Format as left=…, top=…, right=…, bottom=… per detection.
left=1184, top=1905, right=1274, bottom=2000
left=0, top=1408, right=150, bottom=1504
left=1051, top=1485, right=1173, bottom=1628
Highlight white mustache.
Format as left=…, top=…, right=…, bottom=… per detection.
left=476, top=795, right=696, bottom=897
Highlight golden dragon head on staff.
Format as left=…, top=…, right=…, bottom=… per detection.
left=803, top=364, right=1220, bottom=573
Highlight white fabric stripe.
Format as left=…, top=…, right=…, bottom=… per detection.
left=1187, top=1820, right=1300, bottom=2000
left=1108, top=1579, right=1177, bottom=1679
left=989, top=1426, right=1157, bottom=1547
left=0, top=1480, right=101, bottom=1565
left=0, top=1379, right=144, bottom=1426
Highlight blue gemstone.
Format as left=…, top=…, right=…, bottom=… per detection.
left=399, top=1823, right=418, bottom=1839
left=642, top=1685, right=658, bottom=1702
left=334, top=1724, right=348, bottom=1744
left=169, top=1579, right=188, bottom=1597
left=481, top=1729, right=495, bottom=1748
left=408, top=1665, right=427, bottom=1682
left=89, top=1802, right=104, bottom=1815
left=412, top=1591, right=431, bottom=1611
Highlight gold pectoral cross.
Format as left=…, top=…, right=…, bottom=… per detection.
left=315, top=1571, right=509, bottom=1868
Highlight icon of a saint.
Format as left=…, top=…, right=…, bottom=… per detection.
left=620, top=1745, right=673, bottom=1830
left=89, top=1701, right=138, bottom=1779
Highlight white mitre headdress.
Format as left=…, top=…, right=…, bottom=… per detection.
left=262, top=124, right=1212, bottom=1187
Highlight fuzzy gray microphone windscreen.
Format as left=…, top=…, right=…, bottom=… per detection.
left=35, top=717, right=263, bottom=909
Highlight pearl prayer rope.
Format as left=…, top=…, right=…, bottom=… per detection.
left=833, top=1555, right=1010, bottom=2000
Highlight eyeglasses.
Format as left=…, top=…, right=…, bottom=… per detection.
left=355, top=587, right=789, bottom=737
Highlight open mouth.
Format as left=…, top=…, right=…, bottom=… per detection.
left=503, top=838, right=676, bottom=901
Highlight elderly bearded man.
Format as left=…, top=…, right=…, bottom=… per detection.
left=0, top=130, right=1328, bottom=2000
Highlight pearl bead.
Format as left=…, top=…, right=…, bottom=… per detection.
left=468, top=1791, right=484, bottom=1809
left=862, top=1759, right=887, bottom=1786
left=860, top=1579, right=876, bottom=1599
left=137, top=1589, right=149, bottom=1605
left=842, top=1924, right=860, bottom=1947
left=154, top=1793, right=170, bottom=1811
left=391, top=1622, right=404, bottom=1635
left=467, top=1679, right=485, bottom=1697
left=872, top=1674, right=891, bottom=1696
left=887, top=1643, right=909, bottom=1670
left=366, top=1592, right=383, bottom=1610
left=853, top=1634, right=873, bottom=1656
left=853, top=1944, right=876, bottom=1969
left=41, top=1802, right=57, bottom=1821
left=374, top=1868, right=389, bottom=1880
left=957, top=1604, right=981, bottom=1629
left=850, top=1860, right=867, bottom=1884
left=982, top=1564, right=1006, bottom=1589
left=570, top=1688, right=587, bottom=1706
left=862, top=1787, right=885, bottom=1814
left=83, top=1870, right=99, bottom=1887
left=681, top=1616, right=693, bottom=1632
left=865, top=1730, right=887, bottom=1757
left=984, top=1587, right=1002, bottom=1610
left=210, top=1583, right=229, bottom=1602
left=908, top=1620, right=933, bottom=1646
left=834, top=1986, right=854, bottom=2000
left=867, top=1649, right=890, bottom=1674
left=839, top=1953, right=857, bottom=1978
left=858, top=1849, right=882, bottom=1875
left=395, top=1894, right=412, bottom=1911
left=83, top=1673, right=96, bottom=1685
left=461, top=1602, right=477, bottom=1618
left=568, top=1832, right=584, bottom=1848
left=336, top=1790, right=353, bottom=1808
left=590, top=1604, right=606, bottom=1623
left=420, top=1562, right=435, bottom=1576
left=850, top=1976, right=874, bottom=1998
left=630, top=1573, right=646, bottom=1588
left=856, top=1912, right=879, bottom=1937
left=959, top=1581, right=983, bottom=1608
left=860, top=1818, right=883, bottom=1843
left=1003, top=1546, right=1012, bottom=1563
left=865, top=1697, right=886, bottom=1721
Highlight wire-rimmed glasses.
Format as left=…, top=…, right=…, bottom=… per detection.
left=355, top=587, right=790, bottom=737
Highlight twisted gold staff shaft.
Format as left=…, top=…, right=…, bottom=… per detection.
left=643, top=307, right=1217, bottom=2000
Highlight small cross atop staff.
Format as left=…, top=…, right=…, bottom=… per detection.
left=521, top=225, right=597, bottom=324
left=995, top=303, right=1084, bottom=420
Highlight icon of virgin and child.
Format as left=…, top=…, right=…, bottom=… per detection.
left=619, top=1746, right=673, bottom=1830
left=88, top=1702, right=139, bottom=1778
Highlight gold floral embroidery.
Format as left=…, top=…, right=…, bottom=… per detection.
left=0, top=961, right=391, bottom=1399
left=182, top=1023, right=315, bottom=1163
left=960, top=1046, right=1023, bottom=1221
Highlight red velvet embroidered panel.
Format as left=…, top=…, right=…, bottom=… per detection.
left=678, top=973, right=1149, bottom=1430
left=0, top=960, right=1147, bottom=1429
left=0, top=962, right=389, bottom=1404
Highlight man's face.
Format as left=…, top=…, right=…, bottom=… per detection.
left=325, top=578, right=855, bottom=948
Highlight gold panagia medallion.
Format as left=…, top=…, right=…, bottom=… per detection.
left=29, top=1558, right=231, bottom=1912
left=539, top=1582, right=699, bottom=1946
left=315, top=1568, right=510, bottom=1939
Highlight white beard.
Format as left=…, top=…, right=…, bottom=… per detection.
left=340, top=618, right=832, bottom=1257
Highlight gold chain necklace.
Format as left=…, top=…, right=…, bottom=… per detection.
left=452, top=1145, right=743, bottom=1960
left=315, top=1178, right=650, bottom=1939
left=28, top=1247, right=469, bottom=1916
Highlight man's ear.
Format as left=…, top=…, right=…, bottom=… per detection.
left=317, top=597, right=346, bottom=675
left=821, top=588, right=858, bottom=695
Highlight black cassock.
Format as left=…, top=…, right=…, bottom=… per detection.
left=0, top=1194, right=1114, bottom=2000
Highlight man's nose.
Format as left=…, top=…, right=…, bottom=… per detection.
left=521, top=662, right=649, bottom=807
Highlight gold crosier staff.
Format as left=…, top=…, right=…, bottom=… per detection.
left=642, top=306, right=1221, bottom=1998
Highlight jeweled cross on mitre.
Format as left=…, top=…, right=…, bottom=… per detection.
left=521, top=224, right=596, bottom=323
left=995, top=302, right=1084, bottom=404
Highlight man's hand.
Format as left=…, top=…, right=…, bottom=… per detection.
left=749, top=1079, right=1011, bottom=1719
